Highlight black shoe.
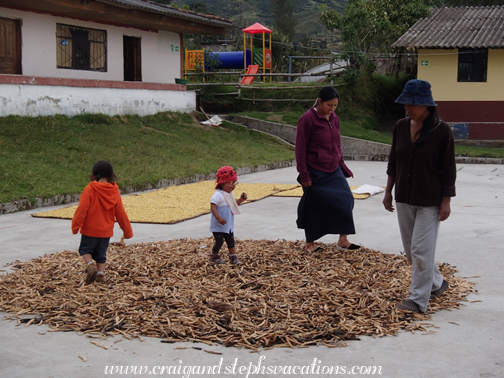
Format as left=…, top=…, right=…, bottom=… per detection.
left=430, top=280, right=449, bottom=299
left=337, top=241, right=361, bottom=251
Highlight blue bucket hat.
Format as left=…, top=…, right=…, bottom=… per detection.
left=395, top=79, right=437, bottom=107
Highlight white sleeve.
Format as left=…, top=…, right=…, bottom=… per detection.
left=210, top=190, right=225, bottom=206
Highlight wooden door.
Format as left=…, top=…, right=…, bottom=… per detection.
left=123, top=36, right=141, bottom=81
left=0, top=17, right=21, bottom=74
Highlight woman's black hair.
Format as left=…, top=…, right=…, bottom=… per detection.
left=415, top=106, right=440, bottom=147
left=318, top=86, right=339, bottom=103
left=90, top=160, right=115, bottom=182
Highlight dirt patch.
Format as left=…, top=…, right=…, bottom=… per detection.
left=190, top=111, right=211, bottom=128
left=266, top=114, right=287, bottom=124
left=190, top=111, right=204, bottom=124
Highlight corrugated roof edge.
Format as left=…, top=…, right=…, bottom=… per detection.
left=392, top=5, right=504, bottom=49
left=97, top=0, right=234, bottom=28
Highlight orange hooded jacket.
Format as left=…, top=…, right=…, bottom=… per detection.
left=72, top=181, right=133, bottom=239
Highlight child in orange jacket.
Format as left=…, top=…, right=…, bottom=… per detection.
left=72, top=161, right=133, bottom=285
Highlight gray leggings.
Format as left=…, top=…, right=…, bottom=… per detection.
left=397, top=203, right=444, bottom=312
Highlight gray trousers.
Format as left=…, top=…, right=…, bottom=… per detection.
left=396, top=203, right=444, bottom=312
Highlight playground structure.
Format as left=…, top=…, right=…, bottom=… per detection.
left=184, top=22, right=272, bottom=85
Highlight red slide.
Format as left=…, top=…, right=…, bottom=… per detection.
left=240, top=65, right=259, bottom=85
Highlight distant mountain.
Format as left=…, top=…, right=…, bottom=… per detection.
left=175, top=0, right=347, bottom=42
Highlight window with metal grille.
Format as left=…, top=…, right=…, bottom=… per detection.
left=56, top=24, right=107, bottom=72
left=458, top=48, right=487, bottom=82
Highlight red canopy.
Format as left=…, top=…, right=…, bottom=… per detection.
left=242, top=22, right=272, bottom=34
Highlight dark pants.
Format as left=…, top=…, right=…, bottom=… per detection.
left=78, top=234, right=110, bottom=264
left=212, top=232, right=235, bottom=254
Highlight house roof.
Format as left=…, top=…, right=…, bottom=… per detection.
left=392, top=6, right=504, bottom=49
left=97, top=0, right=233, bottom=29
left=1, top=0, right=233, bottom=35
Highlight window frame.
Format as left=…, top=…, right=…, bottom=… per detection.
left=56, top=23, right=107, bottom=72
left=457, top=48, right=488, bottom=83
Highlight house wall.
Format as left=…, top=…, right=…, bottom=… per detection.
left=0, top=76, right=195, bottom=116
left=417, top=49, right=504, bottom=140
left=418, top=49, right=504, bottom=101
left=0, top=7, right=182, bottom=83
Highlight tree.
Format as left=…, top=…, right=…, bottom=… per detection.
left=319, top=0, right=431, bottom=84
left=270, top=0, right=297, bottom=42
left=270, top=32, right=294, bottom=74
left=188, top=2, right=210, bottom=13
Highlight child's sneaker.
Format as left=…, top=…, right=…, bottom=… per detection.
left=229, top=255, right=242, bottom=265
left=96, top=273, right=105, bottom=283
left=85, top=263, right=97, bottom=285
left=209, top=254, right=226, bottom=264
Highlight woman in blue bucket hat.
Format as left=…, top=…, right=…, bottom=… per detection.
left=383, top=79, right=457, bottom=313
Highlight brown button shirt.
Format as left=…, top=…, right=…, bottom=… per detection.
left=386, top=118, right=456, bottom=206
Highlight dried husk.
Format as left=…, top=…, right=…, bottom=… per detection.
left=0, top=239, right=476, bottom=349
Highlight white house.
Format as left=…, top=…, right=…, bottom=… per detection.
left=0, top=0, right=233, bottom=116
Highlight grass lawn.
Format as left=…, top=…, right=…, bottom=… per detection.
left=0, top=112, right=294, bottom=204
left=2, top=110, right=502, bottom=205
left=236, top=111, right=504, bottom=158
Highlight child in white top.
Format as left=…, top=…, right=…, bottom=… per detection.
left=210, top=166, right=247, bottom=265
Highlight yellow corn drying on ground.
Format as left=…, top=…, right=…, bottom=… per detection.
left=32, top=182, right=368, bottom=224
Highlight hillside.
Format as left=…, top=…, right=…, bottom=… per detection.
left=175, top=0, right=347, bottom=43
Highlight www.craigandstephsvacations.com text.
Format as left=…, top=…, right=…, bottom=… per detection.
left=104, top=356, right=383, bottom=377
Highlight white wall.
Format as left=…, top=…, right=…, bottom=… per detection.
left=0, top=84, right=196, bottom=116
left=0, top=7, right=182, bottom=84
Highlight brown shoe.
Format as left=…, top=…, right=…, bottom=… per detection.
left=229, top=255, right=242, bottom=265
left=85, top=263, right=97, bottom=285
left=209, top=254, right=226, bottom=264
left=95, top=274, right=105, bottom=283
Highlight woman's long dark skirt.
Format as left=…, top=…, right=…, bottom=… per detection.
left=296, top=166, right=355, bottom=242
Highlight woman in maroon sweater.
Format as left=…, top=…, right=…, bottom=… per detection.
left=295, top=86, right=360, bottom=253
left=383, top=79, right=456, bottom=313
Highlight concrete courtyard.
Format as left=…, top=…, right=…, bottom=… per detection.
left=0, top=161, right=502, bottom=378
